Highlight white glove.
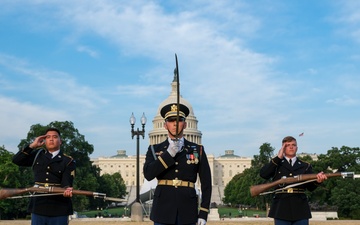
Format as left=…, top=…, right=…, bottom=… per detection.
left=167, top=140, right=180, bottom=157
left=197, top=218, right=206, bottom=225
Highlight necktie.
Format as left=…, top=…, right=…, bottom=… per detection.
left=172, top=139, right=184, bottom=150
left=289, top=159, right=292, bottom=166
left=172, top=139, right=181, bottom=152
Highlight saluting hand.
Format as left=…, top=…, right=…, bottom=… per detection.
left=29, top=135, right=47, bottom=149
left=277, top=143, right=286, bottom=159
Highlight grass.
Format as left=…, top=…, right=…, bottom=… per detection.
left=78, top=206, right=266, bottom=219
left=78, top=207, right=128, bottom=218
left=217, top=206, right=266, bottom=218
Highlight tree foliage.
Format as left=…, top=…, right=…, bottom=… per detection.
left=223, top=143, right=274, bottom=209
left=317, top=146, right=360, bottom=218
left=0, top=146, right=31, bottom=219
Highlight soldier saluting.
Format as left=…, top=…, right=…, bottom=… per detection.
left=143, top=103, right=212, bottom=225
left=12, top=128, right=75, bottom=225
left=260, top=136, right=327, bottom=225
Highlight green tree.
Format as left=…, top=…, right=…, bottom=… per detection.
left=223, top=143, right=275, bottom=210
left=95, top=172, right=127, bottom=209
left=0, top=146, right=20, bottom=187
left=252, top=143, right=274, bottom=168
left=223, top=173, right=242, bottom=206
left=316, top=146, right=360, bottom=219
left=0, top=146, right=30, bottom=219
left=250, top=143, right=275, bottom=210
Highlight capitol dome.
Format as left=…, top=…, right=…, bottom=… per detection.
left=148, top=70, right=202, bottom=145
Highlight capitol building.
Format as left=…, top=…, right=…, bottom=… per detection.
left=92, top=71, right=252, bottom=205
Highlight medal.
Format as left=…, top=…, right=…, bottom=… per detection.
left=186, top=154, right=191, bottom=164
left=190, top=154, right=194, bottom=164
left=193, top=152, right=199, bottom=164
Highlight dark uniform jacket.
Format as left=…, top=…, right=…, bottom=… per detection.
left=143, top=138, right=212, bottom=224
left=260, top=156, right=318, bottom=221
left=12, top=145, right=76, bottom=217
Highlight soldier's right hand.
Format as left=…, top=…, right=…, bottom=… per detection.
left=29, top=135, right=47, bottom=149
left=277, top=143, right=286, bottom=159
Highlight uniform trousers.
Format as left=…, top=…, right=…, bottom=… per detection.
left=154, top=212, right=196, bottom=225
left=31, top=213, right=69, bottom=225
left=275, top=218, right=309, bottom=225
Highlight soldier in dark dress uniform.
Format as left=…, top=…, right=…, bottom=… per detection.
left=260, top=136, right=327, bottom=225
left=143, top=103, right=212, bottom=225
left=12, top=128, right=75, bottom=225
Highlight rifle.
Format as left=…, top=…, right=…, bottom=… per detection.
left=250, top=172, right=355, bottom=197
left=0, top=186, right=126, bottom=202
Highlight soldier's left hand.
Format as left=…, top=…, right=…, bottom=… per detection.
left=316, top=172, right=327, bottom=183
left=63, top=187, right=73, bottom=197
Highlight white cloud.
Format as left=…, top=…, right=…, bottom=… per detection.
left=326, top=95, right=359, bottom=106
left=0, top=96, right=70, bottom=152
left=76, top=45, right=99, bottom=58
left=0, top=53, right=107, bottom=109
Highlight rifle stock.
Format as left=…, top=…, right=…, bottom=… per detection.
left=0, top=187, right=29, bottom=199
left=250, top=172, right=354, bottom=197
left=0, top=186, right=108, bottom=200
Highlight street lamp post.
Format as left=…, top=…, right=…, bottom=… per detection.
left=129, top=112, right=146, bottom=222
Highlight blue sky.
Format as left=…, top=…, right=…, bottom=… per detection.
left=1, top=1, right=359, bottom=158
